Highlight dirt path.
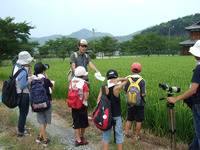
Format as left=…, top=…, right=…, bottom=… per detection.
left=14, top=104, right=95, bottom=150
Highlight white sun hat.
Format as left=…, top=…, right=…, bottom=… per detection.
left=75, top=66, right=88, bottom=77
left=189, top=40, right=200, bottom=57
left=17, top=51, right=34, bottom=65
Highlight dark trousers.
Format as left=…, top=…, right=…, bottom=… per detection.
left=18, top=93, right=29, bottom=135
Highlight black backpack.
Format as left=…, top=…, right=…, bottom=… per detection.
left=2, top=68, right=24, bottom=108
left=30, top=78, right=50, bottom=112
left=93, top=85, right=113, bottom=131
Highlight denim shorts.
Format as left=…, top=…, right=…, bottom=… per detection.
left=102, top=116, right=124, bottom=143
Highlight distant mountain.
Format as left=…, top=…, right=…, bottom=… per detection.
left=115, top=30, right=142, bottom=42
left=29, top=29, right=114, bottom=45
left=29, top=34, right=65, bottom=45
left=68, top=28, right=113, bottom=39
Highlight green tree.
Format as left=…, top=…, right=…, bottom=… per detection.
left=0, top=17, right=34, bottom=58
left=44, top=37, right=78, bottom=60
left=131, top=33, right=166, bottom=56
left=38, top=45, right=50, bottom=56
left=118, top=40, right=132, bottom=55
left=96, top=36, right=118, bottom=58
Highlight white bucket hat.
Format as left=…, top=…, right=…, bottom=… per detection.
left=75, top=66, right=88, bottom=77
left=17, top=51, right=34, bottom=65
left=189, top=40, right=200, bottom=57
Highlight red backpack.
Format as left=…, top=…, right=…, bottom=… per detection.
left=67, top=82, right=82, bottom=109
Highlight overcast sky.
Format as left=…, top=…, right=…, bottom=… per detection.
left=1, top=0, right=199, bottom=38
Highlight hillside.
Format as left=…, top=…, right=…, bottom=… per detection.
left=141, top=13, right=200, bottom=36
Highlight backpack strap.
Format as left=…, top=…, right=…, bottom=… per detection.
left=101, top=85, right=106, bottom=96
left=12, top=68, right=24, bottom=79
left=74, top=52, right=78, bottom=59
left=136, top=78, right=143, bottom=84
left=127, top=77, right=133, bottom=91
left=127, top=77, right=143, bottom=91
left=128, top=77, right=133, bottom=83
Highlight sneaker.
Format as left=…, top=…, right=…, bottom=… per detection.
left=35, top=136, right=43, bottom=143
left=18, top=131, right=30, bottom=137
left=75, top=140, right=89, bottom=147
left=24, top=126, right=31, bottom=130
left=43, top=139, right=50, bottom=147
left=123, top=134, right=130, bottom=138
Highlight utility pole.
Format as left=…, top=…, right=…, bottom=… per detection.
left=168, top=26, right=174, bottom=56
left=92, top=28, right=97, bottom=51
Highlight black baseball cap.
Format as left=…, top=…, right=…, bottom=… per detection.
left=34, top=62, right=49, bottom=74
left=106, top=69, right=118, bottom=79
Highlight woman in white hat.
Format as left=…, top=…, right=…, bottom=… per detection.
left=14, top=51, right=34, bottom=136
left=167, top=40, right=200, bottom=149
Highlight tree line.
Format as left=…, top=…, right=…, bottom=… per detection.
left=0, top=16, right=191, bottom=63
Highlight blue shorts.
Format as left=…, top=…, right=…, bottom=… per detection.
left=102, top=116, right=124, bottom=143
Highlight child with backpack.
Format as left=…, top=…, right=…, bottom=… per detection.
left=68, top=66, right=89, bottom=147
left=124, top=62, right=146, bottom=141
left=31, top=62, right=55, bottom=147
left=96, top=69, right=128, bottom=150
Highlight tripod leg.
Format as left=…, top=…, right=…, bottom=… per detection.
left=171, top=107, right=176, bottom=150
left=168, top=106, right=176, bottom=150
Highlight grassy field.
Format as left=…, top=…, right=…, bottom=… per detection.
left=0, top=55, right=195, bottom=144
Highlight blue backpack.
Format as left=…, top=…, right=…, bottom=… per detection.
left=30, top=78, right=50, bottom=112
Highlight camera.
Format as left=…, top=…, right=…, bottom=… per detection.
left=159, top=83, right=181, bottom=93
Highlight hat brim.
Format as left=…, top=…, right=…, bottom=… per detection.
left=84, top=72, right=88, bottom=76
left=17, top=57, right=34, bottom=65
left=189, top=47, right=200, bottom=57
left=44, top=64, right=50, bottom=70
left=80, top=43, right=87, bottom=46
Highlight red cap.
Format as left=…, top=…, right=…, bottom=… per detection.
left=131, top=63, right=142, bottom=73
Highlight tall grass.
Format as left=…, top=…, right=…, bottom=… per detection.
left=0, top=56, right=195, bottom=143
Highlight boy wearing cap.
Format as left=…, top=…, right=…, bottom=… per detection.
left=69, top=66, right=89, bottom=147
left=32, top=62, right=55, bottom=147
left=14, top=51, right=34, bottom=137
left=96, top=69, right=127, bottom=150
left=70, top=39, right=100, bottom=87
left=167, top=40, right=200, bottom=150
left=124, top=63, right=146, bottom=141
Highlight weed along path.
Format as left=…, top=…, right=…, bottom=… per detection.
left=14, top=104, right=95, bottom=150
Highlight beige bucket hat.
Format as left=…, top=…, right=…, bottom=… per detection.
left=17, top=51, right=34, bottom=65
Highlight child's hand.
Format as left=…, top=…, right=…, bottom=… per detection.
left=44, top=73, right=48, bottom=78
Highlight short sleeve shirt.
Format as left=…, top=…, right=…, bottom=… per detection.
left=191, top=65, right=200, bottom=104
left=124, top=75, right=146, bottom=106
left=43, top=78, right=53, bottom=100
left=70, top=51, right=91, bottom=80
